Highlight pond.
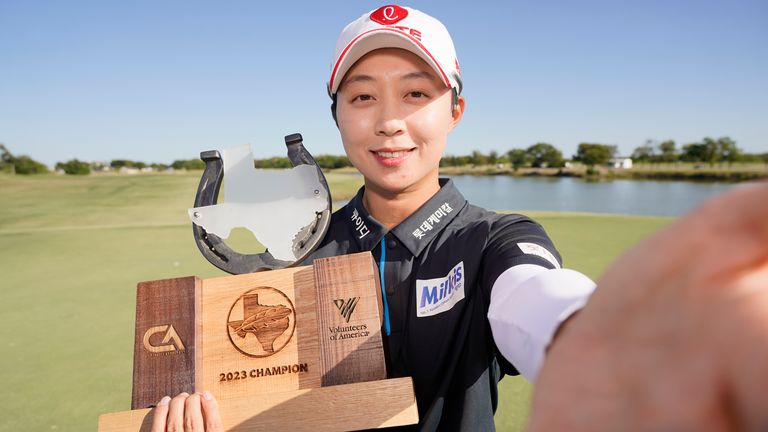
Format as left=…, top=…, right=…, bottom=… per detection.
left=447, top=176, right=736, bottom=216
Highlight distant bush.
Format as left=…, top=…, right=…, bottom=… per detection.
left=0, top=144, right=49, bottom=174
left=111, top=159, right=135, bottom=169
left=440, top=155, right=472, bottom=167
left=312, top=155, right=353, bottom=169
left=56, top=159, right=91, bottom=175
left=171, top=159, right=205, bottom=170
left=253, top=157, right=291, bottom=169
left=14, top=156, right=49, bottom=174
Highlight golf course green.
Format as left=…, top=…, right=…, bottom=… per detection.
left=0, top=172, right=671, bottom=431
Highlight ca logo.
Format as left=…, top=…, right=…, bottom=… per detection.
left=142, top=324, right=185, bottom=353
left=333, top=297, right=360, bottom=323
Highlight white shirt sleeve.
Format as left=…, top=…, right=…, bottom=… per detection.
left=487, top=264, right=596, bottom=382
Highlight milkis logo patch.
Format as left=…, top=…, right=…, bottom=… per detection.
left=370, top=5, right=408, bottom=25
left=416, top=262, right=465, bottom=317
left=333, top=297, right=359, bottom=323
left=143, top=324, right=185, bottom=353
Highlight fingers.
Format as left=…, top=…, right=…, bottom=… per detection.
left=150, top=396, right=171, bottom=432
left=201, top=391, right=224, bottom=432
left=149, top=392, right=222, bottom=432
left=167, top=392, right=190, bottom=431
left=184, top=393, right=205, bottom=431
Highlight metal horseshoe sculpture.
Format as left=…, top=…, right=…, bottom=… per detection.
left=188, top=133, right=332, bottom=274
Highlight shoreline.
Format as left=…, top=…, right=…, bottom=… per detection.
left=328, top=167, right=766, bottom=183
left=435, top=164, right=767, bottom=183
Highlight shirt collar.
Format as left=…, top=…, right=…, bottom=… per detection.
left=344, top=178, right=467, bottom=256
left=344, top=188, right=388, bottom=252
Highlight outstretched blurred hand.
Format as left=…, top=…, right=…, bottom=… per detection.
left=530, top=181, right=768, bottom=432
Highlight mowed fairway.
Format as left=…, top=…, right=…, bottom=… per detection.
left=0, top=172, right=670, bottom=431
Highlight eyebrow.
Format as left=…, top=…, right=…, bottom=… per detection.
left=341, top=74, right=375, bottom=86
left=401, top=71, right=435, bottom=81
left=341, top=70, right=437, bottom=87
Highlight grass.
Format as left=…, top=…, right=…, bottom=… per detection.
left=0, top=172, right=669, bottom=431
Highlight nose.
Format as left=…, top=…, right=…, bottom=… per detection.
left=375, top=99, right=405, bottom=137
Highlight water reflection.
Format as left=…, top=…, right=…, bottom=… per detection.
left=331, top=176, right=737, bottom=216
left=447, top=176, right=735, bottom=216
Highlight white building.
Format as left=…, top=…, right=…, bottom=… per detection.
left=611, top=158, right=633, bottom=169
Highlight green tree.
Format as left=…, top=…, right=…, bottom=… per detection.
left=110, top=159, right=134, bottom=169
left=574, top=143, right=615, bottom=168
left=14, top=156, right=49, bottom=174
left=506, top=149, right=530, bottom=171
left=701, top=137, right=721, bottom=165
left=314, top=155, right=352, bottom=169
left=525, top=143, right=564, bottom=168
left=487, top=150, right=499, bottom=166
left=715, top=136, right=740, bottom=165
left=631, top=140, right=655, bottom=163
left=658, top=140, right=678, bottom=163
left=439, top=155, right=457, bottom=167
left=171, top=159, right=206, bottom=170
left=440, top=155, right=472, bottom=167
left=253, top=157, right=291, bottom=169
left=0, top=145, right=49, bottom=174
left=57, top=159, right=91, bottom=175
left=0, top=144, right=15, bottom=173
left=681, top=137, right=739, bottom=166
left=470, top=150, right=488, bottom=166
left=680, top=143, right=708, bottom=163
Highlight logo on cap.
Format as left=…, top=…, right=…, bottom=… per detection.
left=370, top=5, right=408, bottom=25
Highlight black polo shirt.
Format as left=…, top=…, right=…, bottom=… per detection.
left=302, top=178, right=562, bottom=431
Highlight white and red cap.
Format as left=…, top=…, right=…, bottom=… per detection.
left=328, top=4, right=462, bottom=98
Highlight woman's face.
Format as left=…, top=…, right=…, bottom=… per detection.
left=335, top=48, right=463, bottom=196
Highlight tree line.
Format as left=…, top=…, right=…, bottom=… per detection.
left=0, top=144, right=354, bottom=175
left=630, top=137, right=766, bottom=165
left=442, top=137, right=766, bottom=171
left=2, top=137, right=765, bottom=176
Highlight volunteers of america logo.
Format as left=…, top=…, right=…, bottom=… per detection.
left=333, top=297, right=360, bottom=323
left=416, top=261, right=465, bottom=317
left=226, top=287, right=296, bottom=358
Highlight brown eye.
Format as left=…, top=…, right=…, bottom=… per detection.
left=354, top=94, right=373, bottom=102
left=409, top=91, right=425, bottom=98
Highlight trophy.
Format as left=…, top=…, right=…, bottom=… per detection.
left=98, top=134, right=418, bottom=431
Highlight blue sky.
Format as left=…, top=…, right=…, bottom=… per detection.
left=1, top=0, right=766, bottom=166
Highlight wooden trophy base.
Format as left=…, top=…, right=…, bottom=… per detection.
left=98, top=377, right=417, bottom=431
left=97, top=252, right=419, bottom=431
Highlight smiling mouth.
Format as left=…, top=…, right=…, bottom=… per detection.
left=372, top=149, right=415, bottom=158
